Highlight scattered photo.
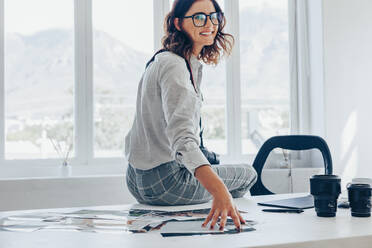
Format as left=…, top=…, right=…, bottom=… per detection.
left=0, top=207, right=256, bottom=236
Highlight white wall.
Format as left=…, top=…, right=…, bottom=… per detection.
left=323, top=0, right=372, bottom=185
left=0, top=176, right=136, bottom=211
left=4, top=1, right=372, bottom=211
left=0, top=168, right=320, bottom=211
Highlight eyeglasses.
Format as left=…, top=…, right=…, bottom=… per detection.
left=183, top=12, right=223, bottom=27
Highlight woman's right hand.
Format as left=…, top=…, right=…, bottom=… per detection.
left=195, top=165, right=246, bottom=231
left=202, top=189, right=246, bottom=231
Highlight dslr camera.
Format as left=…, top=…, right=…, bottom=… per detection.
left=200, top=146, right=220, bottom=165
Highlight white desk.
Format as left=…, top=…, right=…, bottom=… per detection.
left=1, top=193, right=372, bottom=248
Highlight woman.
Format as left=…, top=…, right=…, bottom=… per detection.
left=125, top=0, right=257, bottom=231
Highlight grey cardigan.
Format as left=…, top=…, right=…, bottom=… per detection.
left=125, top=51, right=209, bottom=175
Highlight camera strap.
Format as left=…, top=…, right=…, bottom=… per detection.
left=145, top=49, right=205, bottom=148
left=146, top=49, right=197, bottom=93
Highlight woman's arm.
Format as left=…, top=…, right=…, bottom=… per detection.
left=159, top=57, right=210, bottom=175
left=158, top=55, right=244, bottom=230
left=195, top=165, right=246, bottom=231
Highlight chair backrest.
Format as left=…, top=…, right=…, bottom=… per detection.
left=249, top=135, right=333, bottom=196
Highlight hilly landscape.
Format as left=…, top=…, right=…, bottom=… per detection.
left=4, top=5, right=290, bottom=156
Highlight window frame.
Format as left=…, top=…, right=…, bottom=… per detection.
left=0, top=0, right=4, bottom=164
left=0, top=0, right=315, bottom=173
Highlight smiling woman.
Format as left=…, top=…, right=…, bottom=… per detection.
left=125, top=0, right=257, bottom=231
left=164, top=0, right=231, bottom=64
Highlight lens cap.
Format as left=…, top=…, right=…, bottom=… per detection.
left=310, top=175, right=341, bottom=195
left=347, top=183, right=372, bottom=192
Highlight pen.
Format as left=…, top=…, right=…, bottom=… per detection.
left=262, top=208, right=304, bottom=213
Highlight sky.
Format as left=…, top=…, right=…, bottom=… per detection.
left=5, top=0, right=285, bottom=53
left=240, top=0, right=287, bottom=10
left=5, top=0, right=154, bottom=53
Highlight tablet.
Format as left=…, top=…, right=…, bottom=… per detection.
left=257, top=195, right=314, bottom=209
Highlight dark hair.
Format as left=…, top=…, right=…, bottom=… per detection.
left=162, top=0, right=234, bottom=65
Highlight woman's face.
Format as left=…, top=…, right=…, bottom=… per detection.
left=177, top=0, right=219, bottom=54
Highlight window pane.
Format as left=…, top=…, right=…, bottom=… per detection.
left=93, top=0, right=154, bottom=157
left=201, top=61, right=227, bottom=155
left=201, top=0, right=227, bottom=155
left=4, top=0, right=74, bottom=159
left=240, top=0, right=290, bottom=154
left=169, top=0, right=227, bottom=154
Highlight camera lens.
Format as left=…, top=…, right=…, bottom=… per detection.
left=310, top=175, right=341, bottom=217
left=347, top=183, right=372, bottom=217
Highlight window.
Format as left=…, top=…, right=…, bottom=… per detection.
left=0, top=0, right=303, bottom=171
left=200, top=0, right=227, bottom=155
left=201, top=59, right=227, bottom=155
left=4, top=0, right=74, bottom=159
left=239, top=0, right=291, bottom=155
left=92, top=0, right=154, bottom=157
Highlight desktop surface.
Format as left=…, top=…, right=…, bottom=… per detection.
left=1, top=193, right=371, bottom=248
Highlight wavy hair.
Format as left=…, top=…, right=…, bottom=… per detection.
left=162, top=0, right=234, bottom=65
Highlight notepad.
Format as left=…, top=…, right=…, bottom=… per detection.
left=257, top=195, right=314, bottom=209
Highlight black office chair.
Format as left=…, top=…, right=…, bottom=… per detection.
left=250, top=135, right=333, bottom=196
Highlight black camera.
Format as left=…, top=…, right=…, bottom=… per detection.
left=200, top=146, right=220, bottom=165
left=199, top=121, right=220, bottom=165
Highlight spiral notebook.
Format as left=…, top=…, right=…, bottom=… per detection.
left=257, top=195, right=314, bottom=210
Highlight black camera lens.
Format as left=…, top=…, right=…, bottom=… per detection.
left=310, top=175, right=341, bottom=217
left=347, top=183, right=372, bottom=217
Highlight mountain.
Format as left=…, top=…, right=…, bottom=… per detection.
left=239, top=6, right=290, bottom=100
left=5, top=29, right=150, bottom=118
left=5, top=6, right=290, bottom=118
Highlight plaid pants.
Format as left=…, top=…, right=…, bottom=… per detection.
left=126, top=161, right=257, bottom=206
